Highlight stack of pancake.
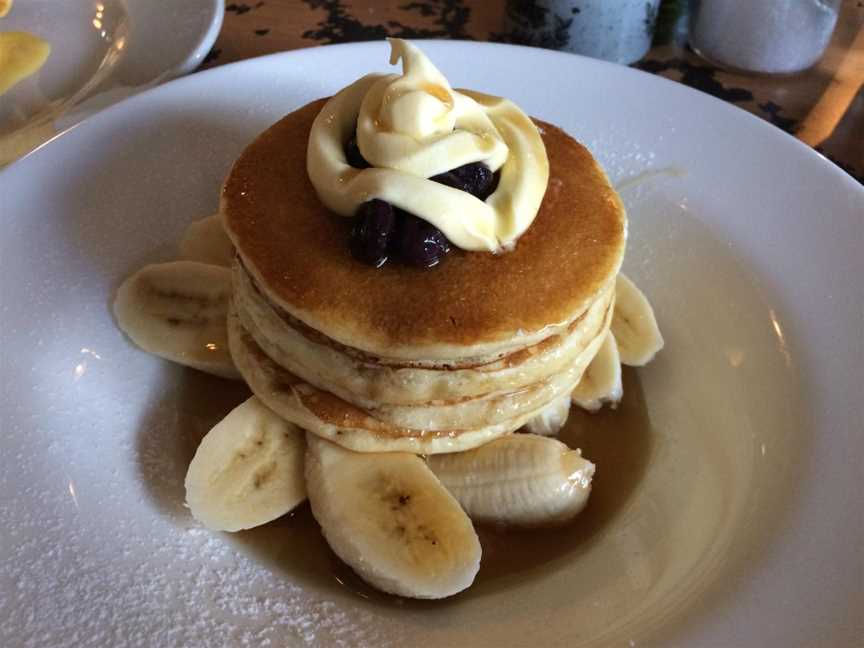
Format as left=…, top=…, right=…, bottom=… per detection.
left=222, top=99, right=626, bottom=455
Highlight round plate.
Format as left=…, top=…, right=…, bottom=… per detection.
left=0, top=41, right=861, bottom=646
left=0, top=0, right=223, bottom=161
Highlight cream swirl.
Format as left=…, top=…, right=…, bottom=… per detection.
left=306, top=39, right=548, bottom=252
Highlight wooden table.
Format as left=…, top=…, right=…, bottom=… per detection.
left=203, top=0, right=863, bottom=182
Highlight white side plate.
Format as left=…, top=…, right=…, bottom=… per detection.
left=0, top=0, right=223, bottom=162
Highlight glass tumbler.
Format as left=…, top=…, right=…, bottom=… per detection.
left=689, top=0, right=842, bottom=75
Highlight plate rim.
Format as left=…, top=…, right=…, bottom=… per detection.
left=9, top=39, right=860, bottom=193
left=160, top=0, right=224, bottom=78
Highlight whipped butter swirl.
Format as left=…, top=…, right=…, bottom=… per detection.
left=307, top=39, right=549, bottom=252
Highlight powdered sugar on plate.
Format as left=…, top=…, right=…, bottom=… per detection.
left=0, top=357, right=385, bottom=647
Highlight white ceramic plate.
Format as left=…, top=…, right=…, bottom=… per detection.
left=0, top=0, right=223, bottom=162
left=1, top=42, right=861, bottom=647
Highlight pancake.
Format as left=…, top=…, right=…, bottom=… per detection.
left=236, top=283, right=611, bottom=430
left=233, top=258, right=615, bottom=408
left=221, top=98, right=626, bottom=362
left=228, top=306, right=609, bottom=454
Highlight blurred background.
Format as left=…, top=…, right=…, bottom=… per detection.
left=0, top=0, right=860, bottom=176
left=202, top=0, right=863, bottom=182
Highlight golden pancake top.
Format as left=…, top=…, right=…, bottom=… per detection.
left=222, top=98, right=625, bottom=358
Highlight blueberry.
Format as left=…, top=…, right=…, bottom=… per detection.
left=452, top=163, right=495, bottom=198
left=430, top=170, right=470, bottom=193
left=345, top=134, right=370, bottom=169
left=394, top=211, right=451, bottom=268
left=350, top=200, right=395, bottom=267
left=483, top=170, right=501, bottom=199
left=431, top=163, right=495, bottom=199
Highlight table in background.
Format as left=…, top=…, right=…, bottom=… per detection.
left=203, top=0, right=864, bottom=182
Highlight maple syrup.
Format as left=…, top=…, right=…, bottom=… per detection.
left=174, top=368, right=655, bottom=605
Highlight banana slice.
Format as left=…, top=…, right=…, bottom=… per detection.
left=185, top=396, right=307, bottom=531
left=428, top=434, right=594, bottom=526
left=523, top=395, right=571, bottom=436
left=179, top=214, right=235, bottom=267
left=113, top=260, right=239, bottom=378
left=572, top=332, right=623, bottom=411
left=611, top=273, right=664, bottom=366
left=0, top=31, right=51, bottom=95
left=305, top=433, right=481, bottom=599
